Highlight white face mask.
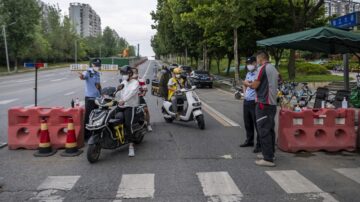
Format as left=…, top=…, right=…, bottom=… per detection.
left=122, top=75, right=129, bottom=81
left=132, top=74, right=139, bottom=79
left=93, top=67, right=99, bottom=71
left=176, top=74, right=181, bottom=79
left=247, top=65, right=255, bottom=72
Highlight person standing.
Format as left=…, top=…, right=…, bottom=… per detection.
left=79, top=59, right=102, bottom=140
left=239, top=56, right=261, bottom=153
left=243, top=51, right=278, bottom=167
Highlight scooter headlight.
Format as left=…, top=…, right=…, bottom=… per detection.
left=192, top=102, right=202, bottom=107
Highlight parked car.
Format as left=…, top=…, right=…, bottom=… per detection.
left=190, top=70, right=213, bottom=88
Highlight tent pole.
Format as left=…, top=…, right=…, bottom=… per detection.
left=343, top=53, right=350, bottom=91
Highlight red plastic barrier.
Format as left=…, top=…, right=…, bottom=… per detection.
left=278, top=108, right=357, bottom=152
left=8, top=106, right=84, bottom=150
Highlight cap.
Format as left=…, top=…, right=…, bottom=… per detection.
left=91, top=58, right=102, bottom=67
left=246, top=56, right=256, bottom=64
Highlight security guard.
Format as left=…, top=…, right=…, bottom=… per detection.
left=79, top=58, right=102, bottom=140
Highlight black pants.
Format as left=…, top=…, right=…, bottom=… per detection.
left=255, top=103, right=277, bottom=162
left=116, top=107, right=136, bottom=143
left=243, top=100, right=260, bottom=148
left=85, top=97, right=98, bottom=139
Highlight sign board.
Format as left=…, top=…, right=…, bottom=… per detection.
left=330, top=11, right=360, bottom=28
left=24, top=63, right=46, bottom=69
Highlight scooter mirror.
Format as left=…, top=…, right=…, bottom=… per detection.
left=191, top=86, right=196, bottom=90
left=119, top=79, right=123, bottom=83
left=146, top=79, right=150, bottom=84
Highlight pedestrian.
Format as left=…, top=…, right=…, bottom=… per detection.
left=78, top=58, right=102, bottom=140
left=243, top=51, right=279, bottom=167
left=158, top=65, right=172, bottom=99
left=239, top=56, right=261, bottom=153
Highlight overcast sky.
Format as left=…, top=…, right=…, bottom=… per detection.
left=42, top=0, right=157, bottom=57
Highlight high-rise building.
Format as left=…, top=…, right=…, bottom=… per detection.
left=69, top=3, right=102, bottom=37
left=323, top=0, right=360, bottom=17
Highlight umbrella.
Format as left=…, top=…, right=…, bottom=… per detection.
left=257, top=26, right=360, bottom=54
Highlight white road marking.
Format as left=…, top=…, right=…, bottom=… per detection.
left=266, top=170, right=338, bottom=201
left=197, top=171, right=242, bottom=202
left=0, top=98, right=18, bottom=105
left=116, top=174, right=155, bottom=199
left=201, top=101, right=240, bottom=127
left=141, top=60, right=153, bottom=78
left=25, top=104, right=35, bottom=108
left=64, top=92, right=75, bottom=96
left=334, top=168, right=360, bottom=184
left=51, top=78, right=65, bottom=82
left=32, top=176, right=80, bottom=202
left=220, top=155, right=233, bottom=159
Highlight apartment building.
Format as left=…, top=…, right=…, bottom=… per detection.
left=69, top=3, right=102, bottom=37
left=324, top=0, right=360, bottom=17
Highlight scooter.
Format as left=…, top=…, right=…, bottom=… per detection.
left=162, top=86, right=205, bottom=129
left=86, top=87, right=147, bottom=163
left=234, top=86, right=244, bottom=100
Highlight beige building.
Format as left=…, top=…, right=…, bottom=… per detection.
left=69, top=3, right=102, bottom=37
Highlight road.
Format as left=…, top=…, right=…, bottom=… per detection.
left=0, top=60, right=359, bottom=202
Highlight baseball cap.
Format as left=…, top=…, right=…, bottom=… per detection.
left=246, top=56, right=256, bottom=64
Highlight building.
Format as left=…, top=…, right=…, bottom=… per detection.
left=324, top=0, right=360, bottom=17
left=69, top=3, right=102, bottom=37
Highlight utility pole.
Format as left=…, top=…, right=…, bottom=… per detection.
left=137, top=43, right=140, bottom=57
left=2, top=25, right=10, bottom=73
left=75, top=40, right=78, bottom=64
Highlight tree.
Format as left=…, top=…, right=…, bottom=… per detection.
left=286, top=0, right=327, bottom=79
left=0, top=0, right=41, bottom=71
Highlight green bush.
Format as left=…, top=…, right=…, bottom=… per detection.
left=296, top=62, right=329, bottom=75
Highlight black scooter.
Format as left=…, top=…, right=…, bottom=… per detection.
left=85, top=87, right=147, bottom=163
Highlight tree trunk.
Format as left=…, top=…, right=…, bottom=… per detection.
left=185, top=48, right=188, bottom=65
left=203, top=44, right=208, bottom=71
left=288, top=49, right=296, bottom=80
left=233, top=28, right=240, bottom=84
left=14, top=58, right=18, bottom=72
left=208, top=56, right=212, bottom=72
left=226, top=55, right=232, bottom=76
left=196, top=57, right=199, bottom=70
left=191, top=57, right=193, bottom=67
left=217, top=58, right=221, bottom=74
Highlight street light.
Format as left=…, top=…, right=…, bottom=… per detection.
left=74, top=40, right=78, bottom=65
left=2, top=22, right=16, bottom=73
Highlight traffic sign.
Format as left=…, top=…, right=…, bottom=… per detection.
left=24, top=63, right=45, bottom=69
left=330, top=12, right=360, bottom=28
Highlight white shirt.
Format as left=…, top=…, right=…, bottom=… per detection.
left=118, top=79, right=139, bottom=107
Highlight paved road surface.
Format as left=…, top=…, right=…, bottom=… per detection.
left=0, top=61, right=359, bottom=201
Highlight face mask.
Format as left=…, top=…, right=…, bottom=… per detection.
left=247, top=65, right=255, bottom=72
left=176, top=74, right=181, bottom=79
left=132, top=74, right=139, bottom=79
left=122, top=75, right=129, bottom=81
left=93, top=67, right=99, bottom=71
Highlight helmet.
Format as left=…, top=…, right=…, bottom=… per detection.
left=246, top=56, right=256, bottom=64
left=101, top=86, right=116, bottom=97
left=91, top=58, right=102, bottom=67
left=119, top=65, right=133, bottom=75
left=173, top=67, right=182, bottom=74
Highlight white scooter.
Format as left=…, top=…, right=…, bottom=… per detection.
left=162, top=86, right=205, bottom=129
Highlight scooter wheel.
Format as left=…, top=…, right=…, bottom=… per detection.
left=235, top=92, right=241, bottom=100
left=87, top=143, right=101, bottom=163
left=196, top=115, right=205, bottom=130
left=164, top=117, right=174, bottom=123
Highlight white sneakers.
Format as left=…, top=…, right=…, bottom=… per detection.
left=128, top=146, right=135, bottom=157
left=255, top=154, right=276, bottom=167
left=147, top=125, right=153, bottom=132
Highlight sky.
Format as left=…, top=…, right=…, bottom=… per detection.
left=42, top=0, right=157, bottom=57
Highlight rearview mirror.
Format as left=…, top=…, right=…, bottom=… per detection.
left=146, top=79, right=150, bottom=84
left=119, top=79, right=123, bottom=84
left=191, top=86, right=196, bottom=90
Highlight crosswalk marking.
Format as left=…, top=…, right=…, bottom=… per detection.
left=266, top=170, right=338, bottom=202
left=334, top=168, right=360, bottom=184
left=0, top=98, right=18, bottom=105
left=31, top=176, right=80, bottom=202
left=116, top=173, right=155, bottom=199
left=197, top=171, right=243, bottom=202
